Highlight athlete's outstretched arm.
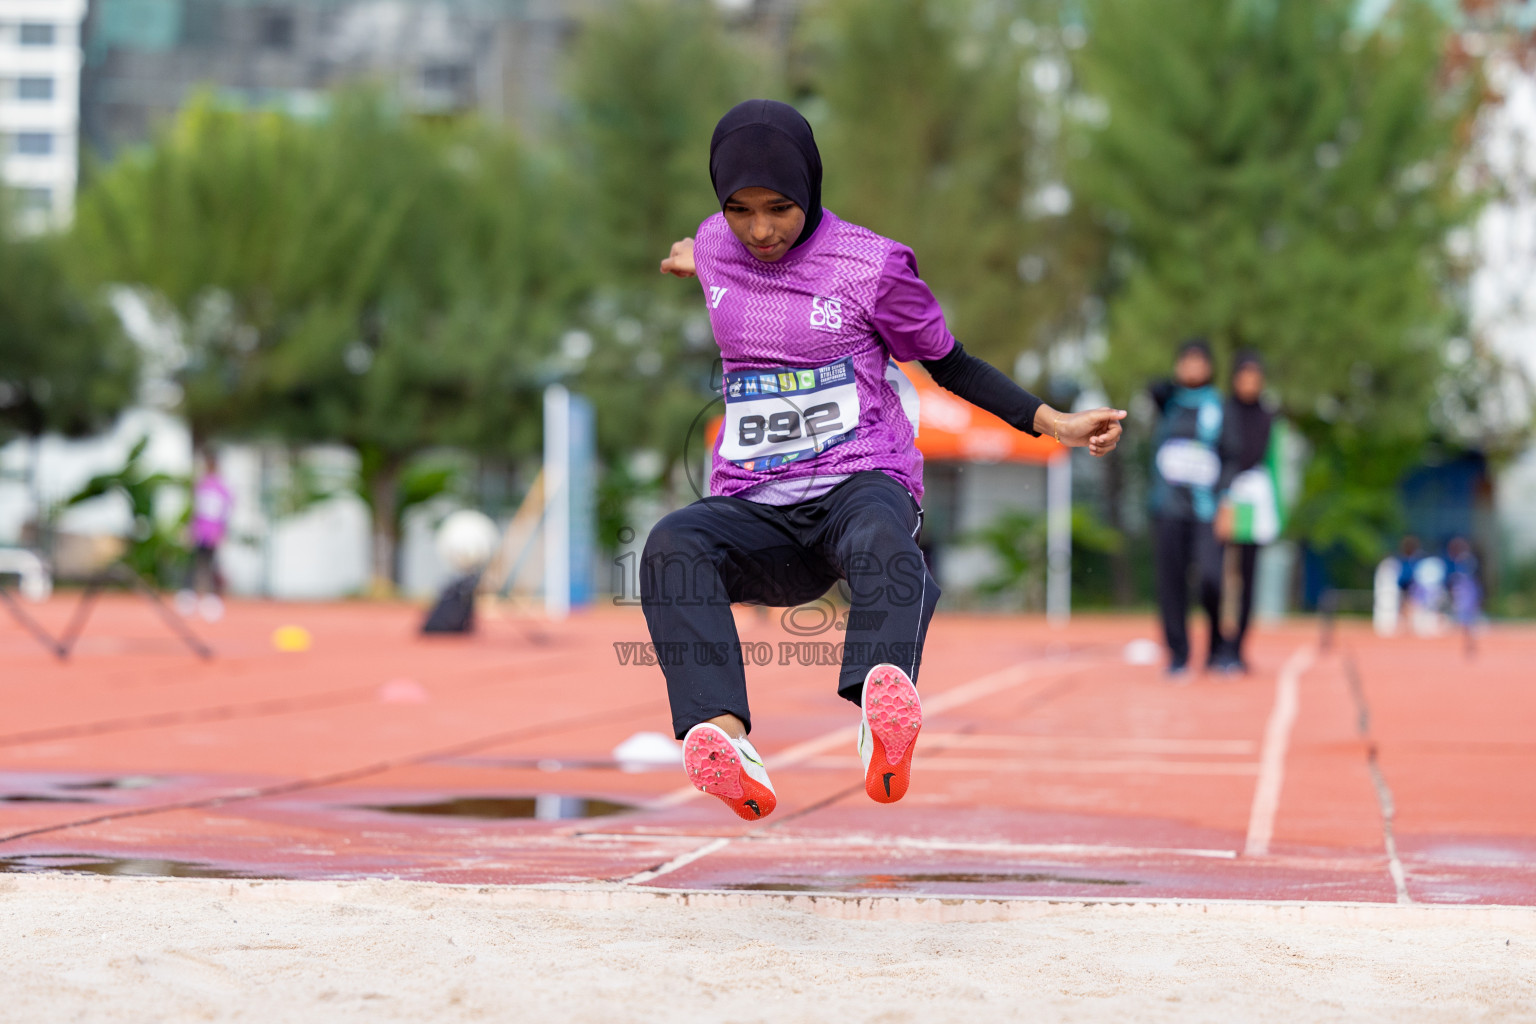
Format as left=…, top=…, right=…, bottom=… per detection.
left=1037, top=404, right=1128, bottom=457
left=876, top=247, right=1125, bottom=456
left=660, top=238, right=696, bottom=278
left=920, top=342, right=1126, bottom=457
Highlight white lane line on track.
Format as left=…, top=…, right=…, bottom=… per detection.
left=620, top=837, right=732, bottom=884
left=649, top=657, right=1089, bottom=809
left=802, top=756, right=1259, bottom=776
left=1244, top=645, right=1315, bottom=857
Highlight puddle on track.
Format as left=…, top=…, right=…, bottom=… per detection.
left=59, top=776, right=163, bottom=792
left=0, top=854, right=257, bottom=879
left=0, top=776, right=166, bottom=803
left=721, top=871, right=1137, bottom=892
left=355, top=795, right=639, bottom=821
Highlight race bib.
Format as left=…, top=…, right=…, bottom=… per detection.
left=719, top=357, right=859, bottom=471
left=1155, top=438, right=1220, bottom=488
left=1227, top=468, right=1279, bottom=544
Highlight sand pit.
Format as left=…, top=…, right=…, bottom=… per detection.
left=2, top=875, right=1533, bottom=1023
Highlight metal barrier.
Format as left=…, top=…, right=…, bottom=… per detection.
left=0, top=562, right=213, bottom=662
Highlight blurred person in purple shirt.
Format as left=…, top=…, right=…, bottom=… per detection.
left=178, top=451, right=232, bottom=621
left=641, top=100, right=1127, bottom=821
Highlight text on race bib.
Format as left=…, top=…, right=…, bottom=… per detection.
left=719, top=357, right=860, bottom=471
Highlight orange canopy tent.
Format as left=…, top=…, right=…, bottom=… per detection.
left=896, top=364, right=1064, bottom=464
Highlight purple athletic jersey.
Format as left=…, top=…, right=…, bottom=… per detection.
left=695, top=210, right=956, bottom=502
left=190, top=474, right=232, bottom=547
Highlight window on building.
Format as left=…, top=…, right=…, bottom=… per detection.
left=259, top=9, right=294, bottom=50
left=17, top=77, right=54, bottom=102
left=18, top=23, right=56, bottom=46
left=17, top=188, right=51, bottom=212
left=423, top=64, right=468, bottom=91
left=13, top=132, right=53, bottom=156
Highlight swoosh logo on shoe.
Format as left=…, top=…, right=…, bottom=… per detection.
left=743, top=799, right=761, bottom=817
left=882, top=772, right=895, bottom=797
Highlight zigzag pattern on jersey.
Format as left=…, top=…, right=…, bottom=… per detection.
left=695, top=212, right=929, bottom=501
left=803, top=218, right=916, bottom=464
left=698, top=212, right=888, bottom=367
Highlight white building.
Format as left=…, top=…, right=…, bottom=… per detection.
left=1471, top=55, right=1536, bottom=565
left=0, top=0, right=84, bottom=229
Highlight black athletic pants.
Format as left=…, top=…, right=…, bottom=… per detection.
left=1230, top=542, right=1259, bottom=663
left=185, top=544, right=222, bottom=595
left=640, top=471, right=941, bottom=739
left=1152, top=515, right=1225, bottom=669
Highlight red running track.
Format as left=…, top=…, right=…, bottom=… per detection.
left=1, top=596, right=1531, bottom=904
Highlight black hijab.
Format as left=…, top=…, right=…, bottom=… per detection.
left=1225, top=349, right=1272, bottom=470
left=709, top=99, right=823, bottom=250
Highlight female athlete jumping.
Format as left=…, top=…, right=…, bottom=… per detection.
left=647, top=100, right=1125, bottom=820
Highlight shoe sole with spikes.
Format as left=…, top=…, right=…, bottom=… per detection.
left=683, top=723, right=777, bottom=821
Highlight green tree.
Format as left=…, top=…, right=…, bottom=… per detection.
left=0, top=196, right=139, bottom=539
left=72, top=94, right=583, bottom=586
left=63, top=435, right=185, bottom=585
left=1070, top=0, right=1484, bottom=566
left=567, top=0, right=758, bottom=285
left=799, top=0, right=1099, bottom=367
left=564, top=0, right=764, bottom=518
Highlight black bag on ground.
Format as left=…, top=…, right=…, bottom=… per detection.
left=421, top=573, right=480, bottom=634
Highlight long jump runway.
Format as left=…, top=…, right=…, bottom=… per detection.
left=1, top=597, right=1533, bottom=906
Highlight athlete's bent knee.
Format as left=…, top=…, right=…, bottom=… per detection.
left=641, top=510, right=720, bottom=606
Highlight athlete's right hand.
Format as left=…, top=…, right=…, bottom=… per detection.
left=660, top=237, right=697, bottom=278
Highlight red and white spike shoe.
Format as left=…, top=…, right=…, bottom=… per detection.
left=858, top=663, right=922, bottom=804
left=682, top=723, right=777, bottom=821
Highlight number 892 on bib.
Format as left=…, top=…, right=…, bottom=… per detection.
left=718, top=357, right=860, bottom=472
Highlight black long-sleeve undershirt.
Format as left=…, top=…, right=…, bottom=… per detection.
left=919, top=341, right=1045, bottom=437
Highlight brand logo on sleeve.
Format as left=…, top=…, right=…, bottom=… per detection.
left=709, top=285, right=729, bottom=309
left=809, top=295, right=842, bottom=332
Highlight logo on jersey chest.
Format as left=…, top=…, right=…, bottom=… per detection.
left=809, top=295, right=843, bottom=332
left=709, top=285, right=729, bottom=309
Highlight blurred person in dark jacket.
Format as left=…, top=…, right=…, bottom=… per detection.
left=1212, top=351, right=1274, bottom=673
left=1148, top=339, right=1233, bottom=678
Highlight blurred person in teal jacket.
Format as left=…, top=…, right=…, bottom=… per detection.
left=1148, top=339, right=1232, bottom=677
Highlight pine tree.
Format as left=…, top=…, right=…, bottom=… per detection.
left=1071, top=0, right=1484, bottom=564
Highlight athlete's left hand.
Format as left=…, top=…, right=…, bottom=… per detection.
left=1050, top=408, right=1127, bottom=457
